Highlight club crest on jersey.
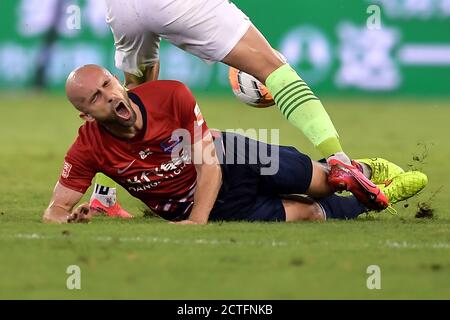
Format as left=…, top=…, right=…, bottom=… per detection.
left=139, top=148, right=153, bottom=159
left=160, top=136, right=183, bottom=153
left=62, top=161, right=72, bottom=178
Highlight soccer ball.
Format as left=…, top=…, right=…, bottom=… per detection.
left=228, top=50, right=286, bottom=108
left=228, top=67, right=275, bottom=108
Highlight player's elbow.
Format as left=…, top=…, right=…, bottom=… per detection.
left=42, top=206, right=68, bottom=224
left=42, top=211, right=54, bottom=224
left=42, top=209, right=56, bottom=224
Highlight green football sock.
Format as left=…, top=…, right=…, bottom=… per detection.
left=265, top=64, right=343, bottom=158
left=95, top=173, right=116, bottom=188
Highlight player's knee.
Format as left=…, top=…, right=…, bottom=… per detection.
left=283, top=199, right=325, bottom=222
left=308, top=203, right=326, bottom=221
left=300, top=202, right=325, bottom=221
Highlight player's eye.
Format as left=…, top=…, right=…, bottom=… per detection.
left=91, top=93, right=98, bottom=103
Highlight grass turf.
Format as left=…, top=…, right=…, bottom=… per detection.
left=0, top=93, right=449, bottom=299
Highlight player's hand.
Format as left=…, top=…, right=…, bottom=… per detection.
left=67, top=203, right=94, bottom=223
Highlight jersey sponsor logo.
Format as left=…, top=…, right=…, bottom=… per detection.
left=139, top=148, right=153, bottom=159
left=62, top=161, right=72, bottom=178
left=160, top=136, right=183, bottom=153
left=127, top=161, right=185, bottom=185
left=117, top=159, right=136, bottom=174
left=194, top=104, right=204, bottom=126
left=128, top=181, right=161, bottom=192
left=126, top=152, right=190, bottom=191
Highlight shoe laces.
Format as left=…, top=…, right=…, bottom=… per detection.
left=372, top=162, right=389, bottom=181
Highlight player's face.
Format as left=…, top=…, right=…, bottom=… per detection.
left=78, top=73, right=136, bottom=128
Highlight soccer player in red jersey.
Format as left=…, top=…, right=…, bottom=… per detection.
left=43, top=65, right=422, bottom=224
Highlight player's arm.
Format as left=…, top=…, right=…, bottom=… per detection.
left=43, top=137, right=98, bottom=224
left=43, top=182, right=93, bottom=224
left=124, top=61, right=160, bottom=89
left=182, top=132, right=222, bottom=225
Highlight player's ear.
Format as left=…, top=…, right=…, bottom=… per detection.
left=79, top=112, right=95, bottom=122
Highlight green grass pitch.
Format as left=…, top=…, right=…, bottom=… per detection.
left=0, top=93, right=449, bottom=299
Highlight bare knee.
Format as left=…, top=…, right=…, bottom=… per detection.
left=282, top=198, right=325, bottom=222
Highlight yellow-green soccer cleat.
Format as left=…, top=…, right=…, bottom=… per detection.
left=356, top=158, right=405, bottom=185
left=379, top=171, right=428, bottom=205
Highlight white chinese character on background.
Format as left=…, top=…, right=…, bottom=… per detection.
left=335, top=22, right=400, bottom=91
left=368, top=0, right=447, bottom=18
left=18, top=0, right=59, bottom=36
left=45, top=44, right=103, bottom=85
left=18, top=0, right=82, bottom=37
left=279, top=26, right=332, bottom=86
left=440, top=0, right=450, bottom=16
left=17, top=0, right=111, bottom=38
left=85, top=0, right=109, bottom=36
left=403, top=0, right=434, bottom=19
left=0, top=44, right=37, bottom=83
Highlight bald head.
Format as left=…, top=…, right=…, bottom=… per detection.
left=65, top=64, right=114, bottom=110
left=64, top=64, right=136, bottom=131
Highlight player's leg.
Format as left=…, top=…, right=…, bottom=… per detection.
left=89, top=173, right=133, bottom=218
left=307, top=162, right=333, bottom=198
left=239, top=195, right=327, bottom=222
left=314, top=195, right=368, bottom=220
left=283, top=174, right=429, bottom=221
left=209, top=191, right=324, bottom=222
left=281, top=195, right=369, bottom=221
left=222, top=26, right=388, bottom=210
left=255, top=141, right=332, bottom=198
left=218, top=132, right=333, bottom=197
left=213, top=194, right=367, bottom=222
left=207, top=132, right=318, bottom=222
left=286, top=165, right=429, bottom=221
left=281, top=196, right=325, bottom=221
left=308, top=169, right=428, bottom=220
left=222, top=24, right=344, bottom=161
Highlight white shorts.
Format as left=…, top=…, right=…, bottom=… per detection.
left=106, top=0, right=251, bottom=77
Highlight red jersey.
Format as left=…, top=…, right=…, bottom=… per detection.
left=59, top=80, right=209, bottom=220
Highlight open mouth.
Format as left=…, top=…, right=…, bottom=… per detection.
left=115, top=101, right=131, bottom=121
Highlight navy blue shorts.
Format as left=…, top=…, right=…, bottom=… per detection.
left=209, top=132, right=313, bottom=222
